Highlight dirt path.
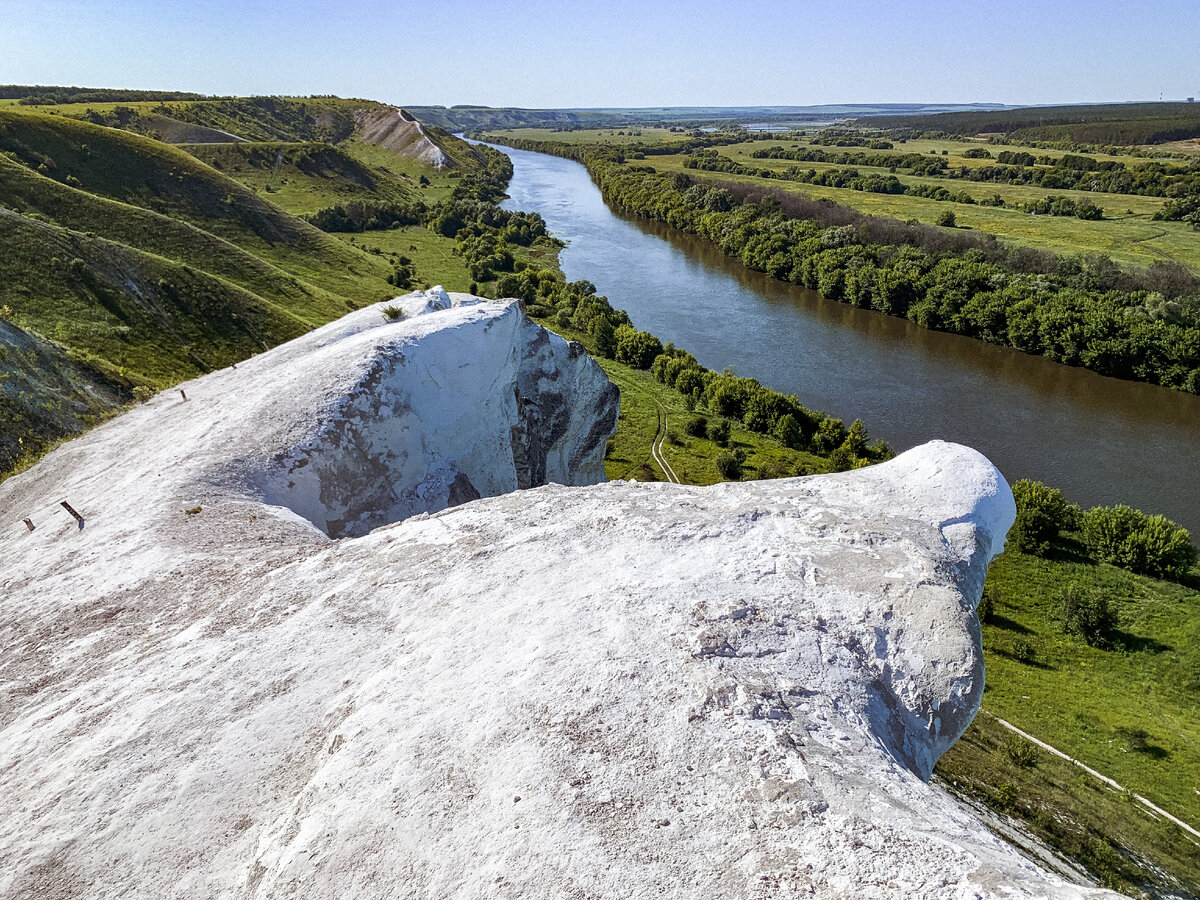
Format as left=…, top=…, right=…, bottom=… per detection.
left=984, top=710, right=1200, bottom=844
left=649, top=402, right=680, bottom=484
left=1129, top=226, right=1198, bottom=272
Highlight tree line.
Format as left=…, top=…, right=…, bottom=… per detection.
left=741, top=144, right=1200, bottom=201
left=543, top=151, right=1200, bottom=393
left=685, top=151, right=1109, bottom=219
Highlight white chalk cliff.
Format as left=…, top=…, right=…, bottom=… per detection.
left=0, top=292, right=1119, bottom=898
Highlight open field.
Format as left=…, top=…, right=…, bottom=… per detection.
left=719, top=143, right=1168, bottom=215
left=644, top=153, right=1200, bottom=272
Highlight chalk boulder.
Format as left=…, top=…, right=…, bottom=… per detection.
left=0, top=293, right=1120, bottom=898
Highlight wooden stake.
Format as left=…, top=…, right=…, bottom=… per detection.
left=23, top=518, right=34, bottom=532
left=180, top=389, right=188, bottom=401
left=60, top=501, right=84, bottom=525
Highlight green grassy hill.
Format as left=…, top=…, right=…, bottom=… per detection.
left=0, top=101, right=488, bottom=477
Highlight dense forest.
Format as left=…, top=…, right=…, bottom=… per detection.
left=860, top=102, right=1200, bottom=145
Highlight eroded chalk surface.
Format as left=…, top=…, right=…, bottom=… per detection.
left=0, top=292, right=1119, bottom=898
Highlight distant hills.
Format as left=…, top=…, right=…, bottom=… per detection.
left=405, top=102, right=1009, bottom=131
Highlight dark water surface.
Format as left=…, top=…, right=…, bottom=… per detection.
left=489, top=143, right=1200, bottom=534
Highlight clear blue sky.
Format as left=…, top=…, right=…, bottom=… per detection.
left=2, top=0, right=1197, bottom=108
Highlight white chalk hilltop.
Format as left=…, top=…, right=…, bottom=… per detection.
left=0, top=290, right=1120, bottom=899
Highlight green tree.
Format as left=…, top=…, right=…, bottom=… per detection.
left=589, top=318, right=616, bottom=358
left=1009, top=480, right=1076, bottom=556
left=614, top=325, right=663, bottom=369
left=773, top=413, right=803, bottom=450
left=936, top=209, right=957, bottom=228
left=1058, top=582, right=1119, bottom=648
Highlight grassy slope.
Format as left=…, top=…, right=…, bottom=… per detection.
left=937, top=546, right=1200, bottom=896
left=0, top=104, right=490, bottom=478
left=0, top=109, right=393, bottom=303
left=182, top=141, right=415, bottom=216
left=0, top=209, right=312, bottom=383
left=180, top=137, right=484, bottom=290
left=0, top=318, right=130, bottom=475
left=0, top=154, right=351, bottom=324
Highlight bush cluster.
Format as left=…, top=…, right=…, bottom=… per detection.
left=581, top=156, right=1200, bottom=393
left=1080, top=505, right=1197, bottom=579
left=1009, top=479, right=1195, bottom=581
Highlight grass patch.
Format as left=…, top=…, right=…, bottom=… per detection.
left=343, top=226, right=474, bottom=293
left=932, top=544, right=1200, bottom=896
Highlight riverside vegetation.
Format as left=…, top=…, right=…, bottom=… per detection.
left=478, top=132, right=1200, bottom=395
left=2, top=93, right=1199, bottom=896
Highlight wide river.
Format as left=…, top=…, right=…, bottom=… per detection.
left=488, top=143, right=1200, bottom=534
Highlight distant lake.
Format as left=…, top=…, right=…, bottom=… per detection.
left=482, top=141, right=1200, bottom=535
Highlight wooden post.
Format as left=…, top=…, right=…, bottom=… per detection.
left=180, top=389, right=188, bottom=401
left=23, top=518, right=34, bottom=532
left=60, top=501, right=84, bottom=525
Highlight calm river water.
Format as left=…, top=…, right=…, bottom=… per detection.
left=487, top=143, right=1200, bottom=534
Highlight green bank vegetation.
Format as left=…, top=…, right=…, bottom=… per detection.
left=481, top=133, right=1200, bottom=395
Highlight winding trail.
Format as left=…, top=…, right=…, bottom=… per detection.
left=1129, top=225, right=1197, bottom=272
left=984, top=710, right=1200, bottom=844
left=649, top=400, right=680, bottom=484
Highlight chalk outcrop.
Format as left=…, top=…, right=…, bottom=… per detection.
left=0, top=294, right=1119, bottom=899
left=354, top=106, right=453, bottom=169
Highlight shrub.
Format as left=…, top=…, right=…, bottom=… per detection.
left=1081, top=505, right=1197, bottom=580
left=773, top=413, right=804, bottom=449
left=1009, top=479, right=1076, bottom=556
left=992, top=782, right=1019, bottom=809
left=1058, top=582, right=1119, bottom=648
left=936, top=209, right=957, bottom=227
left=715, top=450, right=743, bottom=480
left=381, top=305, right=405, bottom=321
left=1003, top=737, right=1040, bottom=768
left=706, top=418, right=731, bottom=446
left=684, top=416, right=708, bottom=438
left=1011, top=639, right=1036, bottom=663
